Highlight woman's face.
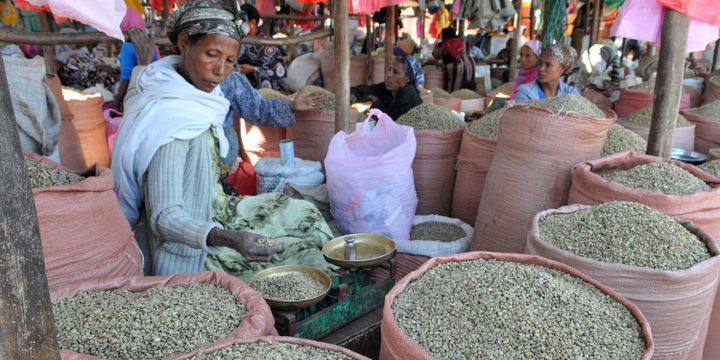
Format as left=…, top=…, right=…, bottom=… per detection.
left=520, top=46, right=538, bottom=70
left=177, top=32, right=240, bottom=92
left=247, top=19, right=259, bottom=37
left=537, top=53, right=566, bottom=84
left=385, top=59, right=411, bottom=92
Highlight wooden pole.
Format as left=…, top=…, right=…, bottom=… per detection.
left=37, top=12, right=56, bottom=75
left=334, top=0, right=351, bottom=133
left=646, top=9, right=690, bottom=158
left=366, top=16, right=374, bottom=84
left=590, top=0, right=603, bottom=44
left=419, top=4, right=425, bottom=52
left=713, top=39, right=720, bottom=72
left=529, top=0, right=535, bottom=40
left=384, top=6, right=396, bottom=76
left=508, top=0, right=522, bottom=82
left=162, top=0, right=170, bottom=22
left=0, top=54, right=60, bottom=360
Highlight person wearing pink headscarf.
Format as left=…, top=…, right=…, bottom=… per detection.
left=509, top=40, right=541, bottom=100
left=114, top=7, right=160, bottom=110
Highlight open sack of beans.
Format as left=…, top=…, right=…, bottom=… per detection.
left=471, top=95, right=615, bottom=253
left=392, top=215, right=473, bottom=258
left=617, top=106, right=695, bottom=150
left=287, top=86, right=358, bottom=162
left=24, top=153, right=142, bottom=290
left=179, top=336, right=368, bottom=360
left=431, top=88, right=461, bottom=112
left=613, top=80, right=691, bottom=118
left=567, top=151, right=720, bottom=359
left=397, top=103, right=464, bottom=216
left=380, top=251, right=654, bottom=359
left=682, top=101, right=720, bottom=154
left=53, top=271, right=276, bottom=360
left=451, top=107, right=502, bottom=225
left=325, top=109, right=417, bottom=240
left=527, top=202, right=720, bottom=359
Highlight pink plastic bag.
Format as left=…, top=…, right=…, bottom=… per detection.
left=103, top=108, right=122, bottom=156
left=611, top=0, right=719, bottom=53
left=325, top=109, right=418, bottom=241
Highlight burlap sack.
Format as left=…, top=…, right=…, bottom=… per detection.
left=471, top=105, right=615, bottom=253
left=614, top=88, right=691, bottom=118
left=682, top=109, right=720, bottom=154
left=320, top=51, right=368, bottom=90
left=413, top=128, right=463, bottom=216
left=459, top=98, right=485, bottom=113
left=55, top=271, right=277, bottom=360
left=63, top=88, right=109, bottom=167
left=527, top=205, right=720, bottom=360
left=566, top=151, right=720, bottom=360
left=703, top=76, right=720, bottom=105
left=582, top=88, right=613, bottom=109
left=620, top=122, right=695, bottom=151
left=423, top=69, right=443, bottom=90
left=177, top=336, right=369, bottom=360
left=287, top=108, right=358, bottom=162
left=45, top=75, right=86, bottom=172
left=451, top=128, right=497, bottom=225
left=236, top=114, right=286, bottom=166
left=26, top=154, right=142, bottom=290
left=370, top=253, right=431, bottom=283
left=380, top=251, right=655, bottom=360
left=433, top=97, right=461, bottom=111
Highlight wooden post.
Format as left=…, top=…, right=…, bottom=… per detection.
left=620, top=37, right=627, bottom=60
left=713, top=39, right=720, bottom=72
left=647, top=9, right=690, bottom=158
left=334, top=0, right=351, bottom=133
left=37, top=12, right=56, bottom=75
left=162, top=0, right=170, bottom=22
left=384, top=6, right=396, bottom=76
left=366, top=16, right=374, bottom=84
left=0, top=54, right=59, bottom=360
left=419, top=4, right=425, bottom=53
left=508, top=0, right=522, bottom=82
left=590, top=0, right=603, bottom=44
left=529, top=0, right=535, bottom=40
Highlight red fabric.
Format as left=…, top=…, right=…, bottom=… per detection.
left=227, top=162, right=257, bottom=196
left=657, top=0, right=720, bottom=26
left=15, top=0, right=48, bottom=12
left=151, top=0, right=175, bottom=12
left=442, top=37, right=464, bottom=60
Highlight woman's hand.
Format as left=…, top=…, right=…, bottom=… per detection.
left=207, top=228, right=282, bottom=262
left=238, top=64, right=257, bottom=74
left=292, top=88, right=326, bottom=111
left=127, top=28, right=155, bottom=66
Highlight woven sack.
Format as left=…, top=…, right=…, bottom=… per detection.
left=413, top=128, right=463, bottom=215
left=451, top=128, right=497, bottom=225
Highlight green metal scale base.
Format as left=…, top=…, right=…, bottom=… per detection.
left=273, top=259, right=396, bottom=340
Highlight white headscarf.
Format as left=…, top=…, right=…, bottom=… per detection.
left=111, top=55, right=230, bottom=226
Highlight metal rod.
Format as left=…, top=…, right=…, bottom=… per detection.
left=0, top=53, right=60, bottom=360
left=646, top=9, right=690, bottom=158
left=334, top=0, right=350, bottom=133
left=508, top=0, right=522, bottom=82
left=0, top=28, right=333, bottom=46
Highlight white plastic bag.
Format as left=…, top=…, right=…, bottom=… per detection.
left=255, top=157, right=324, bottom=194
left=325, top=109, right=418, bottom=241
left=395, top=215, right=473, bottom=257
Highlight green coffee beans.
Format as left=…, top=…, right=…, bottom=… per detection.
left=250, top=273, right=326, bottom=301
left=618, top=106, right=692, bottom=128
left=699, top=160, right=720, bottom=178
left=392, top=259, right=646, bottom=359
left=467, top=108, right=504, bottom=139
left=396, top=103, right=464, bottom=130
left=296, top=85, right=335, bottom=110
left=540, top=201, right=711, bottom=270
left=599, top=162, right=710, bottom=195
left=258, top=88, right=292, bottom=102
left=451, top=89, right=481, bottom=100
left=25, top=158, right=84, bottom=189
left=687, top=100, right=720, bottom=118
left=53, top=284, right=247, bottom=359
left=601, top=124, right=648, bottom=156
left=431, top=88, right=451, bottom=99
left=192, top=341, right=353, bottom=359
left=410, top=221, right=466, bottom=242
left=525, top=94, right=606, bottom=118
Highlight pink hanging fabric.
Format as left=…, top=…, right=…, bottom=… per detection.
left=611, top=0, right=719, bottom=53
left=256, top=0, right=276, bottom=15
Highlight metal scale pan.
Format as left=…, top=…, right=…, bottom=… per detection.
left=322, top=233, right=396, bottom=269
left=250, top=265, right=332, bottom=311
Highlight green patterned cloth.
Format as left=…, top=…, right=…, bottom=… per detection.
left=203, top=132, right=335, bottom=282
left=166, top=0, right=248, bottom=45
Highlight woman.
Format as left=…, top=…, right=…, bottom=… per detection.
left=432, top=27, right=476, bottom=92
left=114, top=8, right=160, bottom=110
left=515, top=44, right=580, bottom=100
left=236, top=3, right=287, bottom=90
left=111, top=0, right=333, bottom=280
left=350, top=54, right=423, bottom=120
left=509, top=40, right=541, bottom=99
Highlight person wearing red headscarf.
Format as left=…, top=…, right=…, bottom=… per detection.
left=432, top=27, right=475, bottom=92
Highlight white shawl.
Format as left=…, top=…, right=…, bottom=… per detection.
left=111, top=55, right=230, bottom=226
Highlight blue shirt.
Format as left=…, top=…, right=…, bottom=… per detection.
left=515, top=80, right=580, bottom=101
left=119, top=42, right=158, bottom=81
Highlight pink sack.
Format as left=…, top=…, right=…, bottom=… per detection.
left=325, top=109, right=418, bottom=240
